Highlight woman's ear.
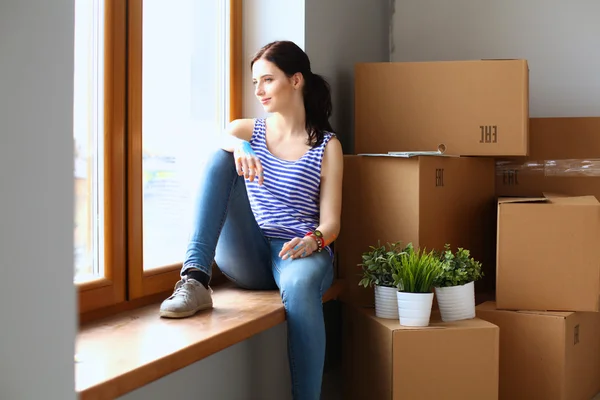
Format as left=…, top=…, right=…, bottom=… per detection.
left=292, top=72, right=303, bottom=90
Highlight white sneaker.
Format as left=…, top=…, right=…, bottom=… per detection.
left=159, top=277, right=213, bottom=318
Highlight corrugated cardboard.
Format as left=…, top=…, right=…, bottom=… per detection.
left=343, top=304, right=499, bottom=400
left=496, top=195, right=600, bottom=311
left=354, top=60, right=529, bottom=156
left=476, top=301, right=600, bottom=400
left=496, top=117, right=600, bottom=200
left=337, top=154, right=496, bottom=306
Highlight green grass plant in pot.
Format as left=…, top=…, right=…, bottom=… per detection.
left=358, top=241, right=405, bottom=319
left=392, top=243, right=443, bottom=327
left=433, top=244, right=484, bottom=322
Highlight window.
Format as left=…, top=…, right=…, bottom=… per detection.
left=74, top=0, right=126, bottom=313
left=74, top=0, right=242, bottom=315
left=73, top=0, right=105, bottom=284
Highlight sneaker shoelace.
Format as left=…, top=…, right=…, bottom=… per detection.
left=170, top=280, right=194, bottom=300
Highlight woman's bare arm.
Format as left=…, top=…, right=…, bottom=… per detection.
left=315, top=136, right=344, bottom=247
left=220, top=118, right=255, bottom=152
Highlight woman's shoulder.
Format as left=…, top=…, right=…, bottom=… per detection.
left=321, top=131, right=339, bottom=149
left=320, top=134, right=343, bottom=178
left=322, top=134, right=342, bottom=162
left=323, top=133, right=341, bottom=151
left=225, top=118, right=259, bottom=142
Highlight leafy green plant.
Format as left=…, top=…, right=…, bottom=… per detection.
left=391, top=243, right=443, bottom=293
left=433, top=244, right=484, bottom=288
left=358, top=241, right=406, bottom=288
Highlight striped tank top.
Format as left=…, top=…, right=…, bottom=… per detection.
left=246, top=118, right=334, bottom=255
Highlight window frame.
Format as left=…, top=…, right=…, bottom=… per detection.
left=77, top=0, right=243, bottom=315
left=78, top=0, right=127, bottom=314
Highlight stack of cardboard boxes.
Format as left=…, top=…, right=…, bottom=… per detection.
left=476, top=117, right=600, bottom=400
left=337, top=60, right=600, bottom=399
left=339, top=59, right=529, bottom=400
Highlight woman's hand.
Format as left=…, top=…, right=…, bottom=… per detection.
left=279, top=236, right=319, bottom=260
left=234, top=141, right=264, bottom=185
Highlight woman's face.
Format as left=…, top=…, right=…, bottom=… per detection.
left=252, top=59, right=300, bottom=113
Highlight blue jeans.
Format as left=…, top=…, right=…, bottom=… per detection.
left=182, top=149, right=334, bottom=400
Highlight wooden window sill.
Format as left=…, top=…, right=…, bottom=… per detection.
left=75, top=279, right=344, bottom=400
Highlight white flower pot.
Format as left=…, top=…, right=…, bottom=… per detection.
left=434, top=281, right=476, bottom=322
left=374, top=285, right=399, bottom=319
left=396, top=291, right=434, bottom=327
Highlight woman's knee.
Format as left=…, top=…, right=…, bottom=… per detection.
left=203, top=148, right=236, bottom=175
left=280, top=272, right=317, bottom=294
left=279, top=258, right=332, bottom=301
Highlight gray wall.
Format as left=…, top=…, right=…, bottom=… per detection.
left=305, top=0, right=390, bottom=153
left=391, top=0, right=600, bottom=117
left=121, top=323, right=291, bottom=399
left=0, top=0, right=77, bottom=399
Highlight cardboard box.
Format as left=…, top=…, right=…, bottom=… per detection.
left=496, top=195, right=600, bottom=311
left=337, top=154, right=496, bottom=306
left=354, top=60, right=529, bottom=156
left=496, top=117, right=600, bottom=200
left=476, top=301, right=600, bottom=400
left=343, top=304, right=500, bottom=400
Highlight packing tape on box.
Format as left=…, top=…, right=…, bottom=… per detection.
left=496, top=159, right=600, bottom=177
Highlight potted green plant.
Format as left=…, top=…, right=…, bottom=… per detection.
left=392, top=243, right=443, bottom=327
left=358, top=241, right=405, bottom=319
left=433, top=244, right=484, bottom=322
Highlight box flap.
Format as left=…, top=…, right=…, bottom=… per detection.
left=514, top=309, right=573, bottom=318
left=545, top=194, right=600, bottom=206
left=476, top=301, right=573, bottom=318
left=497, top=196, right=548, bottom=204
left=498, top=194, right=600, bottom=205
left=540, top=192, right=570, bottom=198
left=481, top=58, right=526, bottom=62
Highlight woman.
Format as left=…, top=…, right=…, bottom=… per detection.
left=159, top=40, right=343, bottom=399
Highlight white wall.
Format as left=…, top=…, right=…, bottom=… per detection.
left=391, top=0, right=600, bottom=117
left=242, top=0, right=306, bottom=119
left=0, top=1, right=77, bottom=399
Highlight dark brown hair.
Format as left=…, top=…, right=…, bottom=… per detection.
left=251, top=40, right=333, bottom=147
